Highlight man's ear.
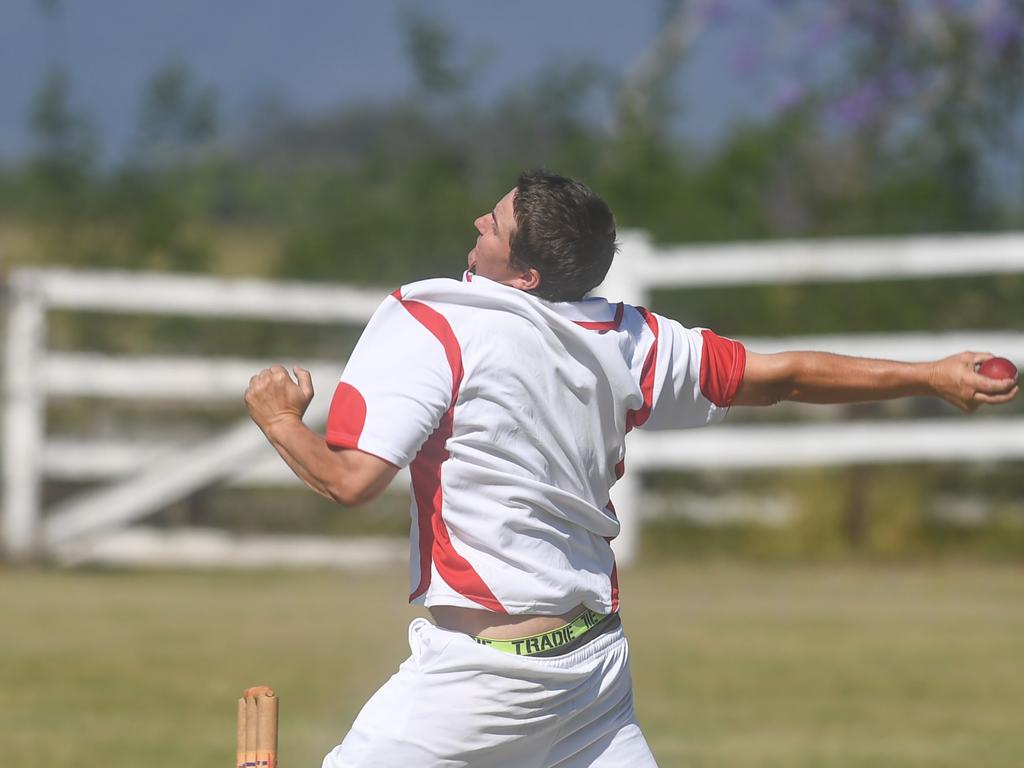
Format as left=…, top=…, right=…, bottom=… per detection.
left=510, top=267, right=541, bottom=292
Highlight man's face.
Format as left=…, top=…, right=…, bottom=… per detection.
left=467, top=188, right=538, bottom=291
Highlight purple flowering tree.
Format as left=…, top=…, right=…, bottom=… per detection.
left=611, top=0, right=1024, bottom=233
left=715, top=0, right=1024, bottom=225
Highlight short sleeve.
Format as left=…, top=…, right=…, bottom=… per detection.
left=326, top=292, right=455, bottom=467
left=632, top=309, right=746, bottom=430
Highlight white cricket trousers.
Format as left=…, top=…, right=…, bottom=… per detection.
left=322, top=617, right=658, bottom=767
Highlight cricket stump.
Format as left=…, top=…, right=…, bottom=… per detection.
left=237, top=685, right=278, bottom=768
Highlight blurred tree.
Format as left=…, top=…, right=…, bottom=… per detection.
left=724, top=0, right=1024, bottom=232
left=133, top=61, right=218, bottom=163
left=30, top=68, right=95, bottom=181
left=73, top=61, right=222, bottom=272
left=35, top=0, right=63, bottom=17
left=27, top=67, right=97, bottom=256
left=401, top=8, right=472, bottom=98
left=615, top=0, right=712, bottom=137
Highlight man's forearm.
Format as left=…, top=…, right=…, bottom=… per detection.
left=735, top=349, right=1016, bottom=411
left=778, top=352, right=933, bottom=404
left=262, top=417, right=342, bottom=501
left=259, top=416, right=399, bottom=506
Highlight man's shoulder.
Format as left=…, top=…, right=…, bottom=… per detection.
left=377, top=277, right=508, bottom=338
left=392, top=274, right=531, bottom=310
left=389, top=276, right=463, bottom=302
left=385, top=276, right=653, bottom=335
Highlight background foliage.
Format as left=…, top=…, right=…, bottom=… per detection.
left=3, top=0, right=1024, bottom=559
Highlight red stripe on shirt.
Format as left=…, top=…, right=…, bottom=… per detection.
left=626, top=307, right=659, bottom=431
left=574, top=302, right=624, bottom=332
left=393, top=290, right=506, bottom=613
left=408, top=420, right=451, bottom=602
left=611, top=306, right=660, bottom=612
left=614, top=306, right=660, bottom=611
left=602, top=508, right=620, bottom=612
left=602, top=526, right=620, bottom=613
left=610, top=560, right=620, bottom=612
left=698, top=329, right=746, bottom=407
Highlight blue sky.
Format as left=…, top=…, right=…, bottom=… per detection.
left=1, top=1, right=779, bottom=162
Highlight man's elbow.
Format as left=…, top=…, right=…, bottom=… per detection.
left=325, top=478, right=373, bottom=508
left=732, top=352, right=799, bottom=407
left=732, top=378, right=792, bottom=407
left=325, top=471, right=392, bottom=508
left=321, top=449, right=398, bottom=507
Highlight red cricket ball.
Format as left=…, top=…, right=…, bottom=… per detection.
left=978, top=357, right=1018, bottom=380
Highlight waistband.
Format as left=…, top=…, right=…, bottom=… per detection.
left=472, top=609, right=620, bottom=658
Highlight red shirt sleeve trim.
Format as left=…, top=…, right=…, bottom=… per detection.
left=325, top=382, right=367, bottom=448
left=699, top=329, right=746, bottom=407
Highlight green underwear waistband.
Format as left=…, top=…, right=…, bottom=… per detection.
left=472, top=608, right=616, bottom=657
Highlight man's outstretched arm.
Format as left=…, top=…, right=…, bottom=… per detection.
left=733, top=351, right=1019, bottom=411
left=244, top=365, right=398, bottom=506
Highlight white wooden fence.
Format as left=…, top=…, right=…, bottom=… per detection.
left=3, top=231, right=1024, bottom=567
left=1, top=269, right=400, bottom=566
left=600, top=231, right=1024, bottom=559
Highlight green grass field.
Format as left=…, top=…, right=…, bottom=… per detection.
left=3, top=562, right=1022, bottom=767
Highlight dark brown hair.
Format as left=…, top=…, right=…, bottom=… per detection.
left=509, top=170, right=617, bottom=302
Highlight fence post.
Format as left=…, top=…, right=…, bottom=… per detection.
left=599, top=231, right=655, bottom=567
left=2, top=271, right=47, bottom=561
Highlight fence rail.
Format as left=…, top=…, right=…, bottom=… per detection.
left=23, top=267, right=385, bottom=320
left=618, top=231, right=1024, bottom=286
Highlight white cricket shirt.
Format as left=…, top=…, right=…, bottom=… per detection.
left=326, top=273, right=746, bottom=615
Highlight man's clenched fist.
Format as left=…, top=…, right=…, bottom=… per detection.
left=244, top=365, right=315, bottom=432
